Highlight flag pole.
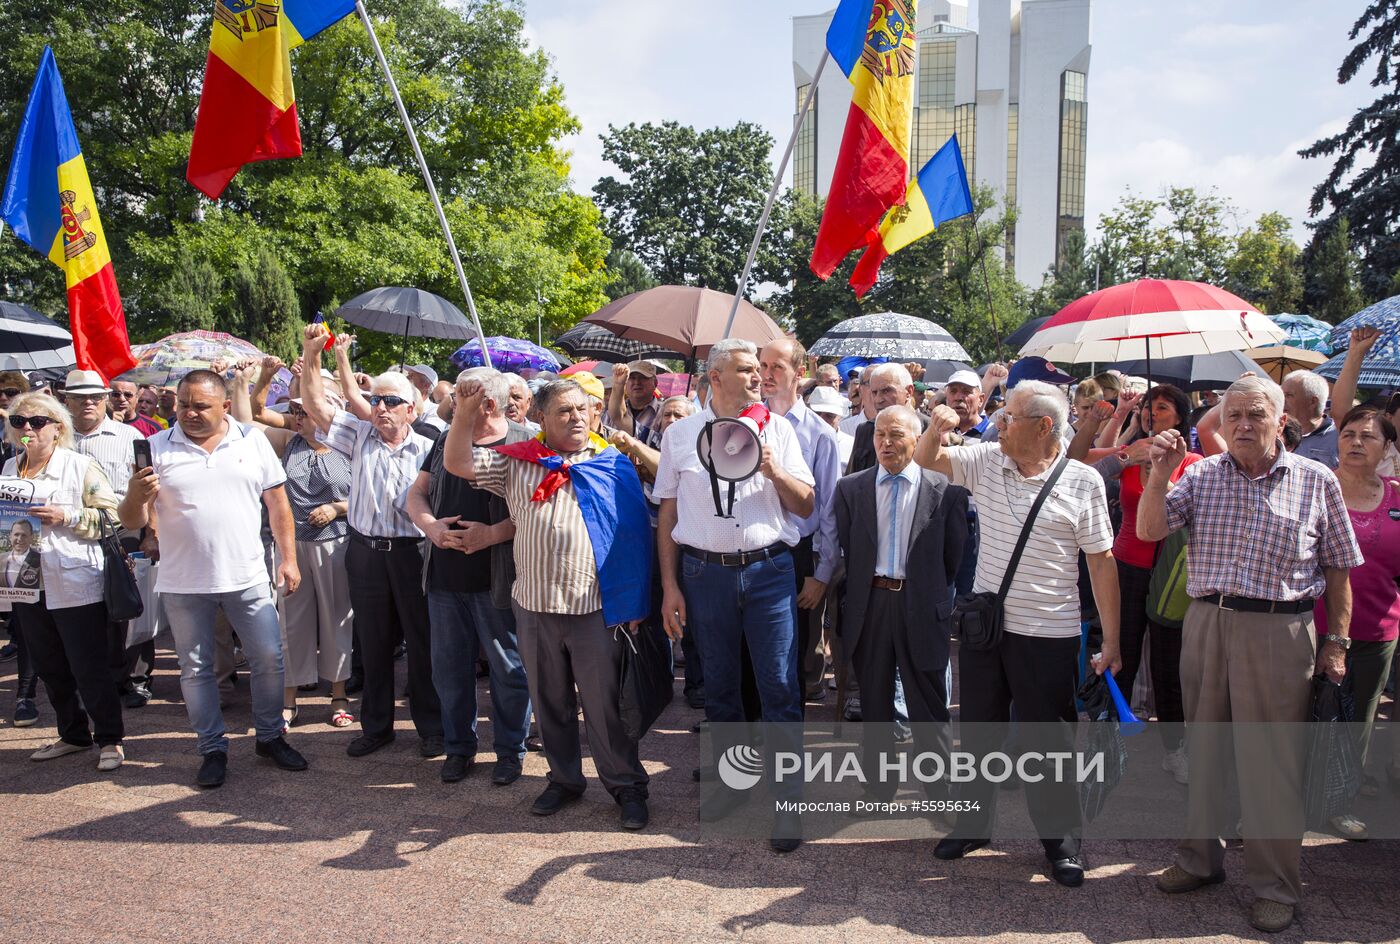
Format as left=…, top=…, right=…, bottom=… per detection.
left=721, top=50, right=829, bottom=341
left=355, top=0, right=492, bottom=367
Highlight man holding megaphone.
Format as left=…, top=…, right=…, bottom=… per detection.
left=653, top=339, right=815, bottom=853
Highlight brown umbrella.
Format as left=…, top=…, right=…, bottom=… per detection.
left=583, top=286, right=785, bottom=361
left=1245, top=345, right=1327, bottom=382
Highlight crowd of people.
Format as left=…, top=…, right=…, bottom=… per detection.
left=2, top=322, right=1397, bottom=935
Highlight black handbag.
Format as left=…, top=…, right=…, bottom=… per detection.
left=953, top=455, right=1068, bottom=651
left=616, top=620, right=674, bottom=741
left=98, top=512, right=144, bottom=623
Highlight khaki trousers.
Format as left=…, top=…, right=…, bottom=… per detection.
left=1176, top=600, right=1315, bottom=906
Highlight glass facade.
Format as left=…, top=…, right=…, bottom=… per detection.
left=954, top=103, right=976, bottom=180
left=793, top=83, right=817, bottom=195
left=1006, top=103, right=1018, bottom=268
left=911, top=38, right=974, bottom=180
left=1056, top=70, right=1088, bottom=263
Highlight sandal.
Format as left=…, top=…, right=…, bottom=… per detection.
left=330, top=699, right=354, bottom=728
left=282, top=705, right=299, bottom=733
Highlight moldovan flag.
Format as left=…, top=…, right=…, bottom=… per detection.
left=849, top=134, right=974, bottom=296
left=187, top=0, right=356, bottom=199
left=1, top=47, right=135, bottom=380
left=810, top=0, right=918, bottom=279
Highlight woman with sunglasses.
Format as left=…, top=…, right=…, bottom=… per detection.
left=241, top=359, right=356, bottom=729
left=2, top=393, right=125, bottom=771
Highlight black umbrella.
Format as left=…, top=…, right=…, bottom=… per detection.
left=1110, top=350, right=1266, bottom=392
left=1004, top=315, right=1051, bottom=352
left=335, top=287, right=479, bottom=364
left=0, top=301, right=76, bottom=371
left=555, top=321, right=677, bottom=362
left=915, top=359, right=974, bottom=383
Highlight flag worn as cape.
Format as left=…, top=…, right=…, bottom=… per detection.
left=492, top=432, right=653, bottom=626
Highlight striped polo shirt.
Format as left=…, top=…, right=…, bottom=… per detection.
left=73, top=417, right=144, bottom=500
left=945, top=441, right=1113, bottom=639
left=322, top=409, right=432, bottom=538
left=472, top=440, right=602, bottom=616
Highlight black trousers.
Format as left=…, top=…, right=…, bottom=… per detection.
left=955, top=630, right=1081, bottom=860
left=17, top=598, right=123, bottom=747
left=853, top=587, right=952, bottom=801
left=8, top=611, right=36, bottom=700
left=345, top=538, right=440, bottom=741
left=1117, top=559, right=1185, bottom=749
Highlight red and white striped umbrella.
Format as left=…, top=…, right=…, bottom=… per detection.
left=1018, top=279, right=1286, bottom=363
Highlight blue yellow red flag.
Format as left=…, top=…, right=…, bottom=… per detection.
left=1, top=47, right=135, bottom=379
left=849, top=134, right=974, bottom=296
left=810, top=0, right=919, bottom=279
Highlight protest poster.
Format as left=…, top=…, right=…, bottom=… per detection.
left=0, top=479, right=43, bottom=603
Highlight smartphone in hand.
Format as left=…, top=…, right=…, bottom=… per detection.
left=132, top=438, right=153, bottom=472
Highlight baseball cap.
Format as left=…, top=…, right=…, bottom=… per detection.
left=807, top=385, right=849, bottom=418
left=946, top=369, right=981, bottom=390
left=625, top=360, right=659, bottom=378
left=573, top=372, right=605, bottom=401
left=1007, top=356, right=1074, bottom=390
left=63, top=369, right=110, bottom=395
left=406, top=364, right=438, bottom=387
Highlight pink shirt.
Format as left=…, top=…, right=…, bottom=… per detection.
left=1114, top=453, right=1201, bottom=570
left=1315, top=479, right=1400, bottom=642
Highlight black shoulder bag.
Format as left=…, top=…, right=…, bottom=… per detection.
left=953, top=455, right=1069, bottom=651
left=98, top=512, right=144, bottom=623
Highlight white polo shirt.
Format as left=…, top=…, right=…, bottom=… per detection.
left=945, top=441, right=1112, bottom=639
left=653, top=407, right=814, bottom=554
left=149, top=419, right=287, bottom=594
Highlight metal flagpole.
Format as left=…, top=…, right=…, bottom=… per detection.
left=355, top=0, right=492, bottom=367
left=721, top=50, right=829, bottom=340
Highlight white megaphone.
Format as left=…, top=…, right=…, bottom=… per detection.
left=697, top=402, right=770, bottom=483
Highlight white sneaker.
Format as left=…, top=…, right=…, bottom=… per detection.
left=30, top=740, right=90, bottom=762
left=1329, top=813, right=1368, bottom=842
left=97, top=745, right=125, bottom=772
left=1161, top=746, right=1189, bottom=785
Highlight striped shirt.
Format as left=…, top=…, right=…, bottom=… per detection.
left=946, top=442, right=1113, bottom=639
left=72, top=418, right=143, bottom=500
left=1164, top=449, right=1362, bottom=601
left=322, top=409, right=432, bottom=538
left=472, top=439, right=603, bottom=616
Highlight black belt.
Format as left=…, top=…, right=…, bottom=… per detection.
left=1198, top=593, right=1314, bottom=614
left=681, top=542, right=790, bottom=568
left=348, top=528, right=420, bottom=552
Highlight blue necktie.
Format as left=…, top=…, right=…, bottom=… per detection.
left=885, top=474, right=903, bottom=577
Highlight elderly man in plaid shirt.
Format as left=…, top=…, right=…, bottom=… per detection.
left=1138, top=375, right=1362, bottom=934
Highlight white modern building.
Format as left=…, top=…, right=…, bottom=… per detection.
left=792, top=0, right=1091, bottom=287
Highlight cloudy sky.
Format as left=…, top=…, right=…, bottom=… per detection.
left=521, top=0, right=1374, bottom=244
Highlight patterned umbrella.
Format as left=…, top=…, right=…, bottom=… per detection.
left=1268, top=313, right=1333, bottom=354
left=118, top=331, right=263, bottom=386
left=1318, top=295, right=1400, bottom=389
left=0, top=301, right=75, bottom=371
left=809, top=313, right=971, bottom=361
left=450, top=337, right=562, bottom=375
left=555, top=321, right=676, bottom=361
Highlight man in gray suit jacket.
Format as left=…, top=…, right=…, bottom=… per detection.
left=835, top=405, right=968, bottom=803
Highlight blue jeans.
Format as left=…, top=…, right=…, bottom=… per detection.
left=164, top=584, right=284, bottom=755
left=428, top=590, right=531, bottom=760
left=680, top=549, right=802, bottom=724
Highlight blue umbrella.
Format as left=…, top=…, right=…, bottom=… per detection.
left=450, top=337, right=562, bottom=375
left=1318, top=296, right=1400, bottom=390
left=1268, top=313, right=1333, bottom=354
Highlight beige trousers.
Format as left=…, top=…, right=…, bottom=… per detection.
left=1176, top=599, right=1315, bottom=906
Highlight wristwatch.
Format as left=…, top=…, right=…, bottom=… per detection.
left=1323, top=633, right=1351, bottom=650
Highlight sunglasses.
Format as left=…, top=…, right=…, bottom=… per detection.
left=8, top=415, right=56, bottom=430
left=110, top=390, right=136, bottom=399
left=0, top=388, right=22, bottom=399
left=367, top=395, right=409, bottom=408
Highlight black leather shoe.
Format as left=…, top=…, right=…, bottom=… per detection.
left=685, top=687, right=706, bottom=709
left=255, top=736, right=308, bottom=771
left=419, top=735, right=445, bottom=758
left=491, top=757, right=522, bottom=786
left=934, top=837, right=990, bottom=860
left=441, top=754, right=474, bottom=782
left=770, top=811, right=802, bottom=854
left=1050, top=855, right=1086, bottom=888
left=122, top=683, right=152, bottom=709
left=617, top=786, right=649, bottom=830
left=196, top=751, right=228, bottom=788
left=346, top=733, right=395, bottom=757
left=531, top=783, right=584, bottom=816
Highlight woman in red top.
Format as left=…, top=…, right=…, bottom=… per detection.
left=1100, top=385, right=1200, bottom=780
left=1314, top=406, right=1400, bottom=840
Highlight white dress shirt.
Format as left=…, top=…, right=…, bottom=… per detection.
left=875, top=462, right=920, bottom=579
left=653, top=406, right=814, bottom=553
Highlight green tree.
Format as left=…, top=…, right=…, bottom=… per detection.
left=764, top=191, right=869, bottom=346
left=1031, top=227, right=1093, bottom=317
left=227, top=247, right=302, bottom=359
left=1226, top=212, right=1303, bottom=313
left=1309, top=217, right=1365, bottom=324
left=0, top=0, right=611, bottom=372
left=1299, top=0, right=1400, bottom=300
left=592, top=121, right=783, bottom=293
left=602, top=248, right=658, bottom=301
left=1159, top=187, right=1235, bottom=284
left=1095, top=191, right=1172, bottom=280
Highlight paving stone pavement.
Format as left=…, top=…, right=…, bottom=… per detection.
left=1, top=646, right=1396, bottom=944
